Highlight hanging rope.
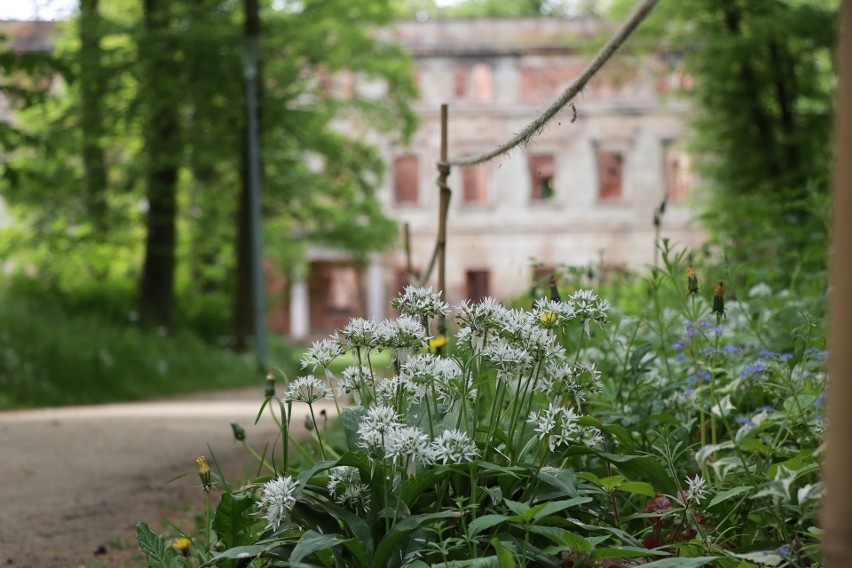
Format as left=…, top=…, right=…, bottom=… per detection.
left=445, top=0, right=659, bottom=168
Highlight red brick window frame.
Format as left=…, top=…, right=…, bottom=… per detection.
left=462, top=163, right=489, bottom=204
left=529, top=154, right=556, bottom=202
left=393, top=154, right=419, bottom=204
left=596, top=149, right=624, bottom=201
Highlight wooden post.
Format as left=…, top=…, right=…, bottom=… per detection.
left=437, top=104, right=450, bottom=304
left=823, top=2, right=852, bottom=566
left=403, top=222, right=413, bottom=284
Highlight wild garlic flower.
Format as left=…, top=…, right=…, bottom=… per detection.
left=357, top=404, right=404, bottom=452
left=481, top=338, right=533, bottom=373
left=258, top=476, right=299, bottom=531
left=519, top=325, right=565, bottom=362
left=327, top=466, right=370, bottom=510
left=337, top=365, right=373, bottom=398
left=375, top=375, right=422, bottom=406
left=339, top=318, right=377, bottom=349
left=375, top=316, right=428, bottom=350
left=568, top=289, right=610, bottom=322
left=537, top=360, right=580, bottom=397
left=391, top=285, right=450, bottom=320
left=685, top=475, right=709, bottom=504
left=385, top=426, right=433, bottom=464
left=571, top=361, right=603, bottom=393
left=533, top=297, right=577, bottom=328
left=748, top=282, right=773, bottom=298
left=528, top=403, right=580, bottom=452
left=285, top=375, right=333, bottom=404
left=455, top=297, right=506, bottom=335
left=431, top=429, right=479, bottom=464
left=301, top=337, right=343, bottom=370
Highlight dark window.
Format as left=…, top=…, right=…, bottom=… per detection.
left=463, top=164, right=489, bottom=204
left=529, top=154, right=556, bottom=201
left=596, top=150, right=623, bottom=201
left=466, top=270, right=490, bottom=302
left=393, top=155, right=419, bottom=204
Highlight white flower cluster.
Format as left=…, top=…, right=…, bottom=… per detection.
left=258, top=476, right=300, bottom=531
left=391, top=285, right=450, bottom=320
left=399, top=354, right=472, bottom=403
left=375, top=315, right=429, bottom=350
left=356, top=404, right=478, bottom=467
left=339, top=318, right=377, bottom=350
left=337, top=365, right=374, bottom=399
left=528, top=403, right=581, bottom=452
left=285, top=375, right=333, bottom=404
left=685, top=475, right=709, bottom=504
left=301, top=338, right=343, bottom=370
left=327, top=466, right=370, bottom=510
left=568, top=289, right=611, bottom=324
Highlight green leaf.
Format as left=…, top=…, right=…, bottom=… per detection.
left=618, top=481, right=657, bottom=498
left=590, top=546, right=669, bottom=559
left=212, top=492, right=257, bottom=549
left=598, top=475, right=625, bottom=492
left=709, top=486, right=751, bottom=508
left=342, top=406, right=367, bottom=451
left=304, top=496, right=372, bottom=562
left=136, top=522, right=187, bottom=568
left=527, top=526, right=591, bottom=551
left=531, top=496, right=593, bottom=522
left=374, top=511, right=460, bottom=567
left=639, top=556, right=719, bottom=567
left=399, top=466, right=450, bottom=507
left=491, top=537, right=516, bottom=568
left=503, top=499, right=529, bottom=516
left=200, top=545, right=276, bottom=567
left=469, top=514, right=510, bottom=536
left=599, top=452, right=677, bottom=494
left=290, top=530, right=351, bottom=563
left=431, top=558, right=499, bottom=568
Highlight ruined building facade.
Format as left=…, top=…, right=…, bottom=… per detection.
left=286, top=17, right=703, bottom=338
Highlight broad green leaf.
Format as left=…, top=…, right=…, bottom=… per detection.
left=708, top=486, right=751, bottom=508
left=599, top=452, right=677, bottom=493
left=306, top=496, right=372, bottom=561
left=590, top=546, right=669, bottom=559
left=528, top=526, right=591, bottom=551
left=531, top=496, right=593, bottom=522
left=640, top=556, right=719, bottom=567
left=290, top=530, right=351, bottom=563
left=200, top=545, right=278, bottom=567
left=373, top=511, right=460, bottom=567
left=535, top=468, right=579, bottom=499
left=491, top=537, right=516, bottom=568
left=503, top=499, right=529, bottom=516
left=400, top=466, right=450, bottom=507
left=598, top=475, right=625, bottom=492
left=342, top=406, right=367, bottom=451
left=431, top=557, right=499, bottom=568
left=136, top=522, right=187, bottom=568
left=618, top=481, right=657, bottom=498
left=212, top=492, right=257, bottom=549
left=469, top=514, right=510, bottom=536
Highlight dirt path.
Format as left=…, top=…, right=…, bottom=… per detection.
left=0, top=389, right=322, bottom=568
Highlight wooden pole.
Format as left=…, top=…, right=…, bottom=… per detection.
left=437, top=103, right=450, bottom=303
left=403, top=222, right=413, bottom=284
left=823, top=2, right=852, bottom=566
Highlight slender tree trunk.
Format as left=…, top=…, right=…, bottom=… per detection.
left=138, top=0, right=181, bottom=329
left=232, top=0, right=261, bottom=350
left=79, top=0, right=108, bottom=231
left=823, top=2, right=852, bottom=566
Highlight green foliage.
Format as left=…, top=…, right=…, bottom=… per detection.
left=0, top=285, right=301, bottom=410
left=137, top=522, right=188, bottom=568
left=140, top=252, right=827, bottom=567
left=0, top=0, right=417, bottom=336
left=610, top=0, right=838, bottom=277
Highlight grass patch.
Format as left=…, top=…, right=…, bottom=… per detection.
left=0, top=292, right=302, bottom=410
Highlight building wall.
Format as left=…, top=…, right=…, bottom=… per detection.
left=377, top=17, right=704, bottom=310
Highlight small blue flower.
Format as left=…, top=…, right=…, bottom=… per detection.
left=676, top=353, right=687, bottom=363
left=813, top=393, right=825, bottom=408
left=684, top=389, right=694, bottom=396
left=776, top=544, right=792, bottom=558
left=758, top=405, right=774, bottom=413
left=724, top=344, right=743, bottom=354
left=687, top=375, right=698, bottom=386
left=673, top=341, right=686, bottom=350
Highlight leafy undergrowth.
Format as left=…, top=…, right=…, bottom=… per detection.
left=140, top=246, right=827, bottom=567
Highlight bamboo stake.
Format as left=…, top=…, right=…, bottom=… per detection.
left=436, top=104, right=451, bottom=352
left=823, top=2, right=852, bottom=566
left=403, top=222, right=414, bottom=284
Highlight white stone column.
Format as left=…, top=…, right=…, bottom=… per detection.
left=289, top=268, right=310, bottom=341
left=365, top=254, right=386, bottom=322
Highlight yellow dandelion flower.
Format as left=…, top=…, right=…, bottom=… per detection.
left=428, top=335, right=448, bottom=350
left=540, top=312, right=557, bottom=325
left=172, top=537, right=191, bottom=556
left=196, top=456, right=212, bottom=492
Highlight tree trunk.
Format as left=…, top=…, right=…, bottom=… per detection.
left=79, top=0, right=108, bottom=232
left=823, top=2, right=852, bottom=565
left=232, top=0, right=261, bottom=350
left=138, top=0, right=180, bottom=329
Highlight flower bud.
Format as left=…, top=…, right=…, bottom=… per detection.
left=712, top=281, right=726, bottom=320
left=688, top=266, right=699, bottom=295
left=230, top=421, right=246, bottom=441
left=264, top=369, right=275, bottom=398
left=196, top=456, right=213, bottom=493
